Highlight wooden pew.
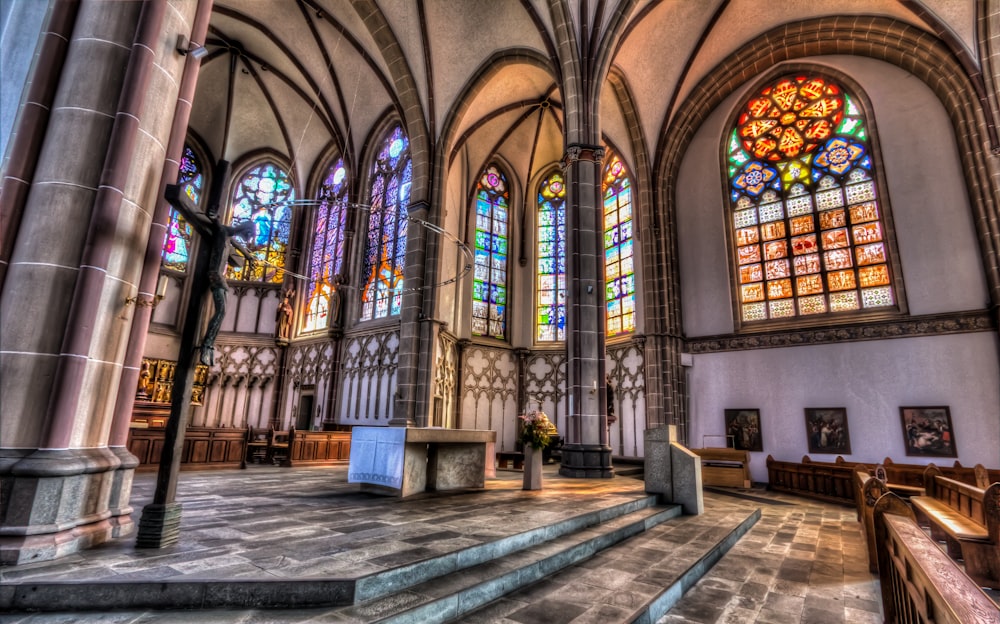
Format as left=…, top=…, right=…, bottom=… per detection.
left=694, top=448, right=751, bottom=488
left=766, top=455, right=855, bottom=505
left=854, top=466, right=888, bottom=572
left=910, top=465, right=1000, bottom=589
left=881, top=457, right=1000, bottom=490
left=873, top=492, right=999, bottom=623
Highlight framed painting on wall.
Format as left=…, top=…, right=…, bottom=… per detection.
left=804, top=407, right=851, bottom=455
left=724, top=409, right=763, bottom=452
left=900, top=406, right=956, bottom=458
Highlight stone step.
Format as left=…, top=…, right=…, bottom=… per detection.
left=336, top=503, right=683, bottom=623
left=458, top=504, right=761, bottom=624
left=2, top=494, right=665, bottom=613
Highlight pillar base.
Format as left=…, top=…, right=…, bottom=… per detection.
left=0, top=448, right=123, bottom=565
left=135, top=502, right=183, bottom=549
left=558, top=444, right=614, bottom=478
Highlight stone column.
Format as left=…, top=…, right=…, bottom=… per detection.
left=390, top=200, right=429, bottom=427
left=0, top=0, right=185, bottom=564
left=558, top=144, right=613, bottom=478
left=107, top=0, right=212, bottom=538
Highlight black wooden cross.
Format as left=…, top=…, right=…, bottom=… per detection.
left=136, top=160, right=256, bottom=548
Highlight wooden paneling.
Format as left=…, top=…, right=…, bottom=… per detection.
left=286, top=429, right=351, bottom=466
left=128, top=427, right=247, bottom=471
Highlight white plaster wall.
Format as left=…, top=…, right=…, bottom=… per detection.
left=688, top=333, right=1000, bottom=483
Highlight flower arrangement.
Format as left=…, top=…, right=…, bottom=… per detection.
left=518, top=410, right=556, bottom=450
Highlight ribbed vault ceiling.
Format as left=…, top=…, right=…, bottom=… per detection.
left=188, top=0, right=972, bottom=193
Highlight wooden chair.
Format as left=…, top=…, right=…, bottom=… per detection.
left=243, top=426, right=270, bottom=466
left=268, top=429, right=290, bottom=465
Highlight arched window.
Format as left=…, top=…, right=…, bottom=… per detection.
left=727, top=74, right=896, bottom=323
left=303, top=158, right=348, bottom=333
left=602, top=151, right=635, bottom=336
left=472, top=164, right=509, bottom=339
left=161, top=145, right=204, bottom=272
left=360, top=124, right=411, bottom=321
left=536, top=172, right=566, bottom=341
left=228, top=162, right=294, bottom=283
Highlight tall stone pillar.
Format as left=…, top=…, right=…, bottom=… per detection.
left=0, top=0, right=187, bottom=564
left=558, top=144, right=613, bottom=478
left=390, top=200, right=430, bottom=427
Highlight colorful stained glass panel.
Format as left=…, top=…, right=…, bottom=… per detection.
left=361, top=125, right=410, bottom=320
left=728, top=74, right=895, bottom=322
left=228, top=162, right=294, bottom=282
left=471, top=165, right=510, bottom=339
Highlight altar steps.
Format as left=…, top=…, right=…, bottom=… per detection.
left=338, top=498, right=684, bottom=623
left=340, top=502, right=760, bottom=624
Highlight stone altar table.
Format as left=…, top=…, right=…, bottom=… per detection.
left=348, top=427, right=497, bottom=497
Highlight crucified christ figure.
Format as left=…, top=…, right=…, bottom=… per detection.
left=200, top=220, right=256, bottom=365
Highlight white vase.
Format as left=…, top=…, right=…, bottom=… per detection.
left=523, top=445, right=543, bottom=490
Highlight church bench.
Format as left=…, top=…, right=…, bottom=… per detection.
left=880, top=457, right=999, bottom=490
left=694, top=448, right=751, bottom=488
left=910, top=465, right=1000, bottom=589
left=854, top=467, right=888, bottom=572
left=766, top=455, right=855, bottom=505
left=873, top=492, right=1000, bottom=623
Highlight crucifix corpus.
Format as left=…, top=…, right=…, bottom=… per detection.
left=136, top=160, right=257, bottom=548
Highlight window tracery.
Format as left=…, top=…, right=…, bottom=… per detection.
left=472, top=164, right=509, bottom=339
left=161, top=144, right=203, bottom=272
left=536, top=172, right=566, bottom=341
left=361, top=125, right=411, bottom=321
left=602, top=151, right=635, bottom=336
left=727, top=75, right=895, bottom=323
left=227, top=161, right=294, bottom=283
left=303, top=158, right=348, bottom=332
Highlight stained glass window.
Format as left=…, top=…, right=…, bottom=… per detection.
left=360, top=125, right=411, bottom=320
left=602, top=151, right=635, bottom=337
left=727, top=75, right=895, bottom=323
left=227, top=162, right=294, bottom=282
left=472, top=164, right=509, bottom=339
left=303, top=158, right=348, bottom=333
left=161, top=145, right=203, bottom=272
left=537, top=172, right=566, bottom=341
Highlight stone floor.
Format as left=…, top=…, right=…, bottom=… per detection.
left=0, top=463, right=885, bottom=623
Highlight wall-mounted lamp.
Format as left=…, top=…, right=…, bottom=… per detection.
left=126, top=275, right=169, bottom=308
left=176, top=34, right=208, bottom=60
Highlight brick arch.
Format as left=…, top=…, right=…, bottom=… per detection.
left=656, top=16, right=1000, bottom=313
left=351, top=0, right=430, bottom=205
left=604, top=67, right=667, bottom=427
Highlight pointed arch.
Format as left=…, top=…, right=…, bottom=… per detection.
left=536, top=169, right=567, bottom=342
left=161, top=141, right=210, bottom=273
left=724, top=73, right=901, bottom=324
left=226, top=159, right=295, bottom=283
left=360, top=122, right=412, bottom=321
left=303, top=156, right=349, bottom=333
left=471, top=163, right=511, bottom=340
left=601, top=148, right=636, bottom=336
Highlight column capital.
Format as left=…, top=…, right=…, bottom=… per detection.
left=561, top=143, right=605, bottom=168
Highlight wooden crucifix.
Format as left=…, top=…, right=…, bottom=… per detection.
left=136, top=159, right=256, bottom=548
